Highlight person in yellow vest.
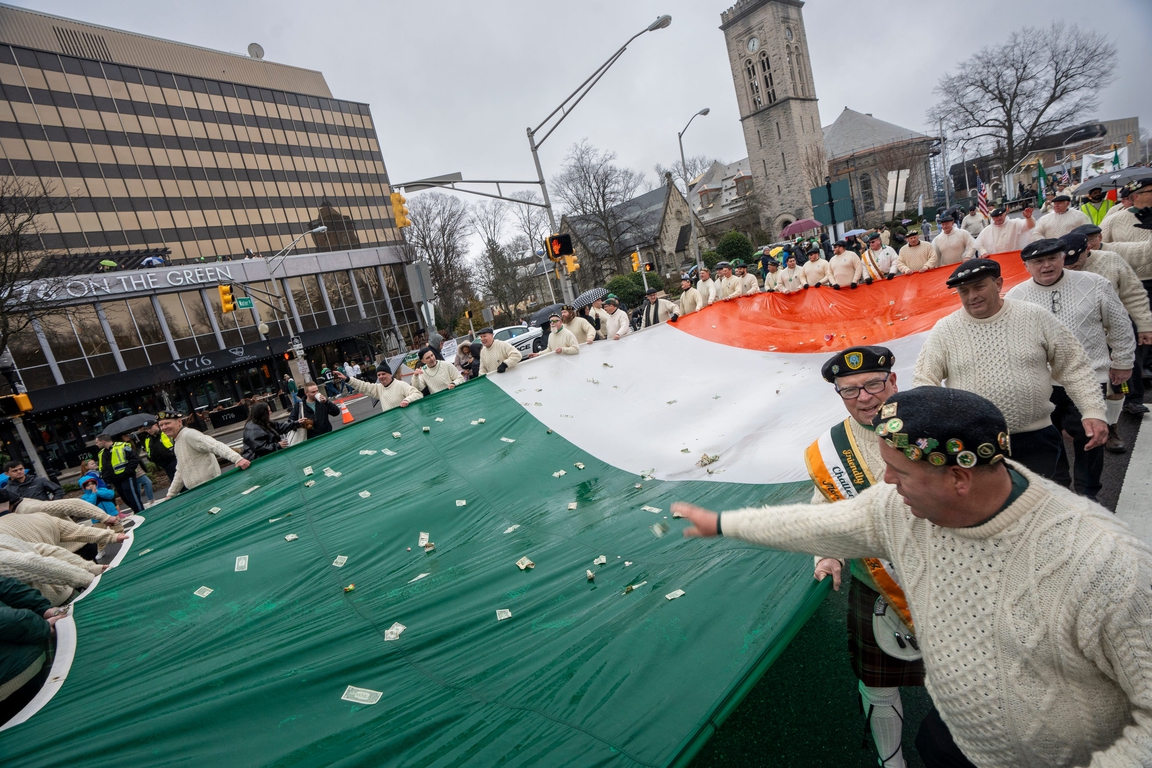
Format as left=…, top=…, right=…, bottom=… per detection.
left=94, top=433, right=143, bottom=513
left=142, top=422, right=177, bottom=482
left=804, top=346, right=923, bottom=768
left=1079, top=185, right=1114, bottom=226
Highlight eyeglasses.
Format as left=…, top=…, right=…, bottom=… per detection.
left=835, top=377, right=890, bottom=400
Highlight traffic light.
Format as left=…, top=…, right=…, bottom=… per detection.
left=464, top=310, right=473, bottom=319
left=0, top=393, right=32, bottom=416
left=631, top=252, right=640, bottom=272
left=643, top=262, right=654, bottom=272
left=218, top=283, right=236, bottom=313
left=390, top=192, right=410, bottom=228
left=546, top=234, right=573, bottom=261
left=564, top=254, right=580, bottom=274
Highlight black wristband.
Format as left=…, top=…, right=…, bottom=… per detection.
left=716, top=513, right=723, bottom=537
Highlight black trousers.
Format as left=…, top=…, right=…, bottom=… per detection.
left=1007, top=424, right=1061, bottom=479
left=160, top=459, right=178, bottom=484
left=1050, top=386, right=1104, bottom=500
left=113, top=476, right=143, bottom=513
left=1126, top=342, right=1146, bottom=403
left=915, top=707, right=978, bottom=768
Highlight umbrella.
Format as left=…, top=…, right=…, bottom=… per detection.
left=844, top=228, right=868, bottom=237
left=529, top=303, right=565, bottom=326
left=1070, top=167, right=1144, bottom=196
left=779, top=218, right=822, bottom=238
left=769, top=246, right=784, bottom=256
left=99, top=259, right=118, bottom=267
left=103, top=413, right=157, bottom=436
left=572, top=287, right=608, bottom=310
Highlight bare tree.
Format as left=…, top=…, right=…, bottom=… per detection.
left=0, top=178, right=72, bottom=388
left=799, top=143, right=828, bottom=192
left=928, top=22, right=1115, bottom=172
left=470, top=201, right=507, bottom=247
left=508, top=190, right=551, bottom=250
left=402, top=192, right=475, bottom=325
left=472, top=238, right=531, bottom=319
left=655, top=155, right=722, bottom=196
left=552, top=140, right=648, bottom=281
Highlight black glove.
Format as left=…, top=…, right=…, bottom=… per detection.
left=803, top=284, right=810, bottom=289
left=864, top=277, right=873, bottom=285
left=850, top=282, right=858, bottom=289
left=832, top=284, right=841, bottom=290
left=1133, top=206, right=1152, bottom=230
left=496, top=362, right=508, bottom=373
left=669, top=315, right=679, bottom=324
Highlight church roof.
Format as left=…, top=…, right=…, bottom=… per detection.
left=562, top=185, right=671, bottom=257
left=822, top=108, right=930, bottom=160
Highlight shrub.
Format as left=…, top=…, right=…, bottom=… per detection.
left=603, top=271, right=665, bottom=308
left=715, top=231, right=754, bottom=264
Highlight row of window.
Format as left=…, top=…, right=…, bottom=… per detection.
left=9, top=265, right=422, bottom=390
left=1, top=119, right=382, bottom=164
left=1, top=45, right=372, bottom=121
left=41, top=193, right=390, bottom=215
left=37, top=218, right=387, bottom=251
left=5, top=156, right=385, bottom=188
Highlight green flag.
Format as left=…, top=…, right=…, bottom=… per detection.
left=1113, top=147, right=1121, bottom=169
left=1037, top=164, right=1049, bottom=207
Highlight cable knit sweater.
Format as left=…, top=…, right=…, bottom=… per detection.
left=931, top=227, right=977, bottom=265
left=603, top=309, right=631, bottom=339
left=1101, top=209, right=1152, bottom=280
left=563, top=317, right=596, bottom=344
left=895, top=241, right=937, bottom=274
left=828, top=252, right=863, bottom=286
left=719, top=463, right=1152, bottom=768
left=1006, top=271, right=1135, bottom=381
left=479, top=339, right=522, bottom=375
left=976, top=218, right=1035, bottom=255
left=1034, top=207, right=1092, bottom=240
left=0, top=534, right=99, bottom=606
left=168, top=427, right=244, bottom=495
left=0, top=511, right=116, bottom=550
left=345, top=375, right=423, bottom=412
left=544, top=327, right=580, bottom=355
left=1081, top=249, right=1152, bottom=333
left=411, top=360, right=464, bottom=394
left=679, top=286, right=704, bottom=315
left=777, top=265, right=807, bottom=293
left=913, top=299, right=1106, bottom=432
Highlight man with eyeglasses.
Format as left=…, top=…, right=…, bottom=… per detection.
left=808, top=346, right=923, bottom=768
left=1005, top=238, right=1134, bottom=501
left=913, top=258, right=1107, bottom=478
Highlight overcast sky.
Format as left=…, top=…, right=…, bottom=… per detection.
left=12, top=0, right=1152, bottom=203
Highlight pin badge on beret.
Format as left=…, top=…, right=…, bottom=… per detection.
left=997, top=432, right=1010, bottom=451
left=876, top=423, right=890, bottom=437
left=904, top=446, right=923, bottom=461
left=945, top=438, right=963, bottom=454
left=831, top=364, right=840, bottom=374
left=976, top=443, right=996, bottom=458
left=880, top=402, right=899, bottom=420
left=846, top=352, right=863, bottom=370
left=927, top=452, right=947, bottom=466
left=956, top=450, right=977, bottom=468
left=885, top=418, right=903, bottom=433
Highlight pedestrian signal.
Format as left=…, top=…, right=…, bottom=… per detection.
left=631, top=252, right=640, bottom=272
left=218, top=284, right=236, bottom=313
left=390, top=192, right=411, bottom=228
left=546, top=234, right=573, bottom=261
left=643, top=262, right=654, bottom=272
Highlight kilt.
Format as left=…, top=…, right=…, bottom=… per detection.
left=848, top=577, right=925, bottom=688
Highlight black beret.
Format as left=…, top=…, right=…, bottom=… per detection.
left=1127, top=177, right=1152, bottom=193
left=945, top=258, right=1001, bottom=287
left=939, top=213, right=954, bottom=222
left=833, top=239, right=848, bottom=248
left=1070, top=223, right=1102, bottom=237
left=714, top=261, right=731, bottom=269
left=561, top=304, right=574, bottom=311
left=478, top=327, right=495, bottom=335
left=807, top=245, right=821, bottom=254
left=866, top=232, right=882, bottom=242
left=1021, top=238, right=1064, bottom=261
left=645, top=287, right=657, bottom=295
left=821, top=345, right=895, bottom=383
left=1119, top=186, right=1132, bottom=199
left=990, top=207, right=1006, bottom=217
left=905, top=229, right=921, bottom=237
left=1058, top=233, right=1089, bottom=262
left=156, top=410, right=184, bottom=421
left=377, top=361, right=392, bottom=375
left=1052, top=194, right=1072, bottom=202
left=871, top=386, right=1010, bottom=467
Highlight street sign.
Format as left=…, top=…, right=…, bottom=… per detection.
left=812, top=200, right=855, bottom=226
left=405, top=262, right=434, bottom=303
left=810, top=180, right=850, bottom=206
left=236, top=297, right=254, bottom=309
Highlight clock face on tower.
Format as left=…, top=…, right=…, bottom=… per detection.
left=784, top=27, right=794, bottom=41
left=747, top=37, right=759, bottom=52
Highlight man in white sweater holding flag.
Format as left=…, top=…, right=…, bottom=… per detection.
left=335, top=364, right=421, bottom=413
left=675, top=386, right=1152, bottom=768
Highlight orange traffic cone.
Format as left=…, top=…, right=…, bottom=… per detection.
left=339, top=401, right=354, bottom=424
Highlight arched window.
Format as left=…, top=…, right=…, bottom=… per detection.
left=787, top=49, right=796, bottom=94
left=860, top=173, right=875, bottom=213
left=745, top=59, right=763, bottom=110
left=794, top=46, right=807, bottom=96
left=759, top=52, right=776, bottom=104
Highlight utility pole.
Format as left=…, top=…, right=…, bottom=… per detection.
left=939, top=120, right=951, bottom=209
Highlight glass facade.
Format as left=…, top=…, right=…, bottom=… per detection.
left=0, top=44, right=398, bottom=264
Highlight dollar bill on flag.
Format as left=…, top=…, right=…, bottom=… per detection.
left=208, top=507, right=221, bottom=515
left=665, top=589, right=685, bottom=600
left=418, top=532, right=429, bottom=547
left=567, top=502, right=577, bottom=510
left=503, top=524, right=520, bottom=534
left=359, top=490, right=371, bottom=498
left=284, top=534, right=298, bottom=542
left=194, top=586, right=213, bottom=598
left=642, top=505, right=661, bottom=513
left=303, top=466, right=313, bottom=475
left=235, top=555, right=248, bottom=572
left=516, top=556, right=535, bottom=570
left=496, top=609, right=512, bottom=621
left=384, top=622, right=406, bottom=641
left=456, top=500, right=466, bottom=506
left=593, top=555, right=607, bottom=565
left=341, top=686, right=382, bottom=705
left=333, top=555, right=347, bottom=567
left=241, top=486, right=260, bottom=495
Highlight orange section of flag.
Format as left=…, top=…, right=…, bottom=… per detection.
left=675, top=252, right=1029, bottom=353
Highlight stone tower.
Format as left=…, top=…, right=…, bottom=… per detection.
left=720, top=0, right=826, bottom=237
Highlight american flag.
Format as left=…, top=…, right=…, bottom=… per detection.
left=1059, top=166, right=1071, bottom=186
left=975, top=171, right=989, bottom=217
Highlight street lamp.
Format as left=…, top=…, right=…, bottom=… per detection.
left=526, top=14, right=672, bottom=300
left=678, top=107, right=709, bottom=271
left=267, top=225, right=327, bottom=272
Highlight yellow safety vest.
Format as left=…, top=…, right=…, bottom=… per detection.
left=145, top=432, right=173, bottom=454
left=1081, top=199, right=1114, bottom=226
left=98, top=442, right=133, bottom=476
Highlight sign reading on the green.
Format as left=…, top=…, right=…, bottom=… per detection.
left=235, top=297, right=254, bottom=309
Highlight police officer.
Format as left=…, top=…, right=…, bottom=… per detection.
left=95, top=433, right=144, bottom=513
left=141, top=422, right=178, bottom=483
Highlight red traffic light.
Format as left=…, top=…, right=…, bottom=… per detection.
left=546, top=234, right=573, bottom=260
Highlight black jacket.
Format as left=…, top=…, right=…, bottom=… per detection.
left=7, top=475, right=62, bottom=501
left=241, top=419, right=296, bottom=461
left=97, top=444, right=139, bottom=483
left=0, top=576, right=51, bottom=688
left=143, top=432, right=176, bottom=465
left=294, top=398, right=340, bottom=439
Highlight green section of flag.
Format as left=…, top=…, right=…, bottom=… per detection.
left=0, top=378, right=820, bottom=767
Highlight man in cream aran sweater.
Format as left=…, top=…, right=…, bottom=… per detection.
left=696, top=267, right=716, bottom=306
left=975, top=205, right=1037, bottom=256
left=677, top=275, right=705, bottom=315
left=602, top=298, right=631, bottom=340
left=676, top=387, right=1152, bottom=768
left=560, top=305, right=596, bottom=344
left=0, top=534, right=105, bottom=606
left=930, top=214, right=977, bottom=266
left=159, top=411, right=250, bottom=498
left=1033, top=193, right=1091, bottom=240
left=542, top=313, right=580, bottom=355
left=1102, top=177, right=1152, bottom=280
left=777, top=254, right=807, bottom=293
left=1005, top=237, right=1134, bottom=502
left=336, top=365, right=421, bottom=412
left=801, top=247, right=833, bottom=288
left=477, top=327, right=522, bottom=375
left=913, top=259, right=1107, bottom=479
left=411, top=347, right=464, bottom=393
left=894, top=230, right=936, bottom=274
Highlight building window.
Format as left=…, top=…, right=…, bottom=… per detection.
left=699, top=189, right=721, bottom=207
left=745, top=59, right=763, bottom=110
left=860, top=173, right=875, bottom=213
left=781, top=152, right=787, bottom=172
left=794, top=46, right=807, bottom=96
left=759, top=52, right=776, bottom=105
left=776, top=122, right=782, bottom=140
left=735, top=176, right=753, bottom=197
left=762, top=158, right=768, bottom=178
left=757, top=129, right=762, bottom=148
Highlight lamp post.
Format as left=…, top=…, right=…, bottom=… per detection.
left=678, top=107, right=709, bottom=272
left=526, top=14, right=671, bottom=301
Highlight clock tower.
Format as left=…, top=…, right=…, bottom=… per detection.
left=720, top=0, right=826, bottom=237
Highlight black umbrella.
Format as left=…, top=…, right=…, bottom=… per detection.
left=529, top=303, right=565, bottom=326
left=1069, top=167, right=1145, bottom=195
left=572, top=287, right=608, bottom=310
left=103, top=413, right=157, bottom=436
